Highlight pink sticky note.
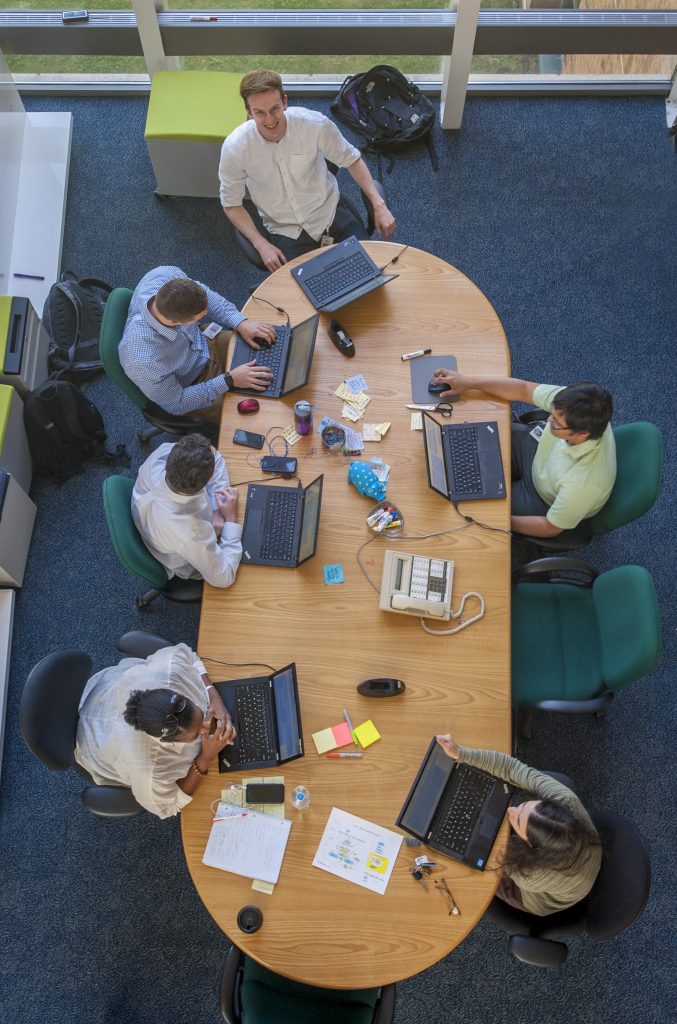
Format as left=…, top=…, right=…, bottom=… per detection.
left=331, top=722, right=354, bottom=748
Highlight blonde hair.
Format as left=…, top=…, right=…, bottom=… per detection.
left=240, top=70, right=285, bottom=108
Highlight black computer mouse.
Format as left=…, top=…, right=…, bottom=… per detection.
left=428, top=379, right=447, bottom=395
left=328, top=319, right=356, bottom=357
left=357, top=678, right=406, bottom=697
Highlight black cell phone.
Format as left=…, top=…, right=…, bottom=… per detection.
left=245, top=783, right=285, bottom=804
left=260, top=455, right=298, bottom=476
left=233, top=429, right=265, bottom=450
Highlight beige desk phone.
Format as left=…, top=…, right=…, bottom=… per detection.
left=379, top=550, right=455, bottom=620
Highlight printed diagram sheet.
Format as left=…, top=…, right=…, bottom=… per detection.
left=312, top=808, right=403, bottom=895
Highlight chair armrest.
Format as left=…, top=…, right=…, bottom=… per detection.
left=117, top=631, right=175, bottom=658
left=374, top=983, right=397, bottom=1024
left=81, top=785, right=145, bottom=817
left=524, top=693, right=614, bottom=716
left=510, top=935, right=568, bottom=967
left=219, top=945, right=244, bottom=1024
left=518, top=409, right=548, bottom=426
left=512, top=557, right=599, bottom=584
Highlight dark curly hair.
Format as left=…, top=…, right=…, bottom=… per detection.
left=501, top=798, right=601, bottom=876
left=165, top=433, right=215, bottom=495
left=124, top=688, right=195, bottom=740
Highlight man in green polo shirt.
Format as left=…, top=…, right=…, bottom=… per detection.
left=430, top=371, right=616, bottom=538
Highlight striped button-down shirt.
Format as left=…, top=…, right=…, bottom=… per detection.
left=119, top=265, right=245, bottom=416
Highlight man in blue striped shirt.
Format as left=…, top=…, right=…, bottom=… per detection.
left=119, top=266, right=274, bottom=422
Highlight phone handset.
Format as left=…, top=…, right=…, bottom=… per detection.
left=391, top=594, right=447, bottom=617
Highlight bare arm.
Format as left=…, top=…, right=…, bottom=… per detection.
left=345, top=158, right=396, bottom=239
left=223, top=204, right=287, bottom=272
left=511, top=514, right=563, bottom=538
left=431, top=370, right=540, bottom=405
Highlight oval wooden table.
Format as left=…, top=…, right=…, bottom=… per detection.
left=181, top=242, right=512, bottom=989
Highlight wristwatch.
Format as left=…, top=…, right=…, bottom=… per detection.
left=223, top=372, right=234, bottom=391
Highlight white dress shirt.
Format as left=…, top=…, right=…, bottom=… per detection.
left=219, top=107, right=361, bottom=241
left=131, top=443, right=242, bottom=588
left=75, top=644, right=209, bottom=819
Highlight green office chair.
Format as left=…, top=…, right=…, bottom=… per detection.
left=219, top=944, right=396, bottom=1024
left=102, top=474, right=203, bottom=608
left=512, top=558, right=661, bottom=736
left=516, top=417, right=663, bottom=551
left=99, top=287, right=217, bottom=444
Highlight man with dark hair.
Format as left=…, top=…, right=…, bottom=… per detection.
left=219, top=69, right=396, bottom=272
left=119, top=265, right=274, bottom=422
left=131, top=434, right=242, bottom=587
left=430, top=371, right=616, bottom=537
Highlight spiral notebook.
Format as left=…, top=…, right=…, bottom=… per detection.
left=202, top=801, right=292, bottom=884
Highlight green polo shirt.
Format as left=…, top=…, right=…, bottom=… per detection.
left=531, top=384, right=616, bottom=530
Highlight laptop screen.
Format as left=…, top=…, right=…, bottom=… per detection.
left=297, top=475, right=323, bottom=564
left=422, top=413, right=449, bottom=498
left=399, top=739, right=454, bottom=837
left=272, top=664, right=301, bottom=762
left=281, top=314, right=319, bottom=394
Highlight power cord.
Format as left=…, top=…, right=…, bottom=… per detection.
left=247, top=291, right=291, bottom=327
left=451, top=501, right=513, bottom=537
left=378, top=243, right=410, bottom=274
left=201, top=656, right=277, bottom=675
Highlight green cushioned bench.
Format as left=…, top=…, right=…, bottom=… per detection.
left=145, top=71, right=245, bottom=198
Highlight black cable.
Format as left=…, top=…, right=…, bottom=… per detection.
left=378, top=243, right=410, bottom=274
left=230, top=475, right=283, bottom=487
left=451, top=501, right=513, bottom=537
left=202, top=656, right=277, bottom=675
left=247, top=291, right=291, bottom=326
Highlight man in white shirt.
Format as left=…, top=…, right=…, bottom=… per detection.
left=131, top=433, right=242, bottom=588
left=75, top=643, right=236, bottom=818
left=219, top=69, right=396, bottom=272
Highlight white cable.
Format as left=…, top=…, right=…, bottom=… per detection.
left=420, top=591, right=486, bottom=635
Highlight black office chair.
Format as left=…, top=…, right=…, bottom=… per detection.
left=19, top=633, right=175, bottom=817
left=485, top=809, right=651, bottom=967
left=220, top=943, right=396, bottom=1024
left=235, top=163, right=387, bottom=272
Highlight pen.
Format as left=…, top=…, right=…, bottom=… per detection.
left=342, top=707, right=354, bottom=733
left=325, top=752, right=364, bottom=758
left=212, top=812, right=248, bottom=821
left=406, top=403, right=437, bottom=411
left=401, top=348, right=432, bottom=361
left=13, top=273, right=45, bottom=280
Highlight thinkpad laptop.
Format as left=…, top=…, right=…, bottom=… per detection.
left=214, top=663, right=304, bottom=773
left=291, top=236, right=398, bottom=313
left=422, top=412, right=506, bottom=502
left=241, top=475, right=323, bottom=568
left=396, top=739, right=512, bottom=871
left=230, top=313, right=320, bottom=398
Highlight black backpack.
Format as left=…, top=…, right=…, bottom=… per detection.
left=24, top=379, right=129, bottom=484
left=331, top=65, right=438, bottom=171
left=42, top=272, right=113, bottom=380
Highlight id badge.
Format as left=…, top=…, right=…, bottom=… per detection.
left=202, top=321, right=222, bottom=340
left=320, top=234, right=334, bottom=247
left=529, top=424, right=545, bottom=442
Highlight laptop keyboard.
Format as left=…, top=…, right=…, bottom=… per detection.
left=261, top=489, right=298, bottom=561
left=433, top=764, right=494, bottom=855
left=305, top=252, right=372, bottom=305
left=254, top=326, right=289, bottom=378
left=446, top=426, right=484, bottom=496
left=235, top=682, right=277, bottom=764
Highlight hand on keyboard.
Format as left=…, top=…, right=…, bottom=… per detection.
left=237, top=318, right=276, bottom=349
left=230, top=360, right=274, bottom=391
left=200, top=718, right=237, bottom=762
left=436, top=734, right=461, bottom=761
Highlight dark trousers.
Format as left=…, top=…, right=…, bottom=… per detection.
left=511, top=422, right=550, bottom=517
left=246, top=196, right=369, bottom=262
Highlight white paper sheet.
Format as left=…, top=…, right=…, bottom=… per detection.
left=202, top=801, right=291, bottom=884
left=312, top=808, right=403, bottom=895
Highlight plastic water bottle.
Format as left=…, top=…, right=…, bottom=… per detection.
left=290, top=785, right=311, bottom=811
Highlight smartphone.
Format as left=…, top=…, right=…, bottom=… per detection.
left=260, top=455, right=298, bottom=476
left=245, top=783, right=285, bottom=804
left=233, top=429, right=265, bottom=450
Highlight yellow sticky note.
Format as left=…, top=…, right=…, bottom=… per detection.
left=312, top=727, right=337, bottom=754
left=362, top=424, right=381, bottom=442
left=353, top=720, right=381, bottom=749
left=252, top=879, right=275, bottom=895
left=334, top=382, right=354, bottom=402
left=283, top=425, right=302, bottom=446
left=375, top=422, right=391, bottom=437
left=341, top=402, right=363, bottom=422
left=410, top=412, right=423, bottom=431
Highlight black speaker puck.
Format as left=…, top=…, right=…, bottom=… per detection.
left=237, top=905, right=263, bottom=933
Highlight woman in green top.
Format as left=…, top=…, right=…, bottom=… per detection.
left=436, top=734, right=603, bottom=917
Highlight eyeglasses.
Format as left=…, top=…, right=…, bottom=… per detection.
left=547, top=413, right=570, bottom=433
left=434, top=878, right=461, bottom=916
left=161, top=693, right=188, bottom=739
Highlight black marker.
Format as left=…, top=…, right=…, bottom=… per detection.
left=401, top=347, right=432, bottom=361
left=14, top=273, right=45, bottom=280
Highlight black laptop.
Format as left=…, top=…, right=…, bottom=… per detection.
left=241, top=475, right=323, bottom=568
left=214, top=663, right=304, bottom=773
left=422, top=412, right=506, bottom=502
left=230, top=313, right=320, bottom=398
left=396, top=739, right=512, bottom=871
left=291, top=236, right=398, bottom=312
